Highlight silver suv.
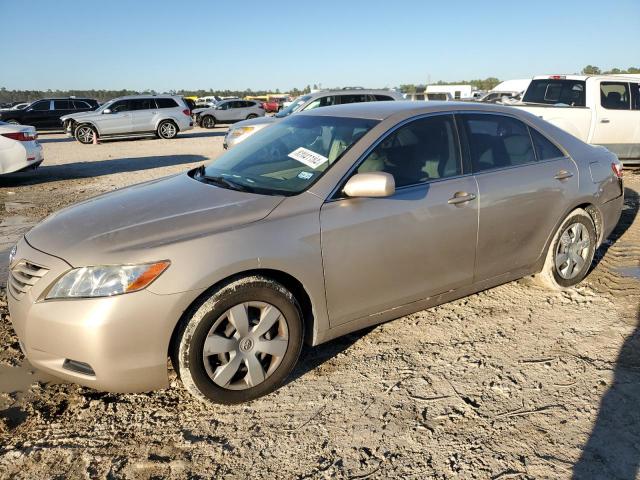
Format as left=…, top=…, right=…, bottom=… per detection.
left=195, top=99, right=265, bottom=129
left=223, top=88, right=404, bottom=148
left=61, top=95, right=193, bottom=144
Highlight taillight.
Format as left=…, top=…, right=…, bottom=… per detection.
left=1, top=131, right=37, bottom=141
left=611, top=162, right=623, bottom=179
left=183, top=109, right=191, bottom=116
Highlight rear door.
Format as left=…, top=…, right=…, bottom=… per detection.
left=459, top=113, right=579, bottom=282
left=320, top=114, right=478, bottom=325
left=591, top=81, right=639, bottom=160
left=130, top=98, right=157, bottom=132
left=52, top=100, right=75, bottom=128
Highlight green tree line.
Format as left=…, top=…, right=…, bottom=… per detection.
left=2, top=66, right=638, bottom=103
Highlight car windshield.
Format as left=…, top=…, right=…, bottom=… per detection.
left=275, top=95, right=312, bottom=118
left=200, top=115, right=379, bottom=195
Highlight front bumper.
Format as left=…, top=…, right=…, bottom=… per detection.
left=7, top=238, right=202, bottom=393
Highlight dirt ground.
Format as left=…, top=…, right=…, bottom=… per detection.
left=0, top=130, right=639, bottom=479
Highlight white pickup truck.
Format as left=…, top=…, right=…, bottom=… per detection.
left=512, top=75, right=640, bottom=165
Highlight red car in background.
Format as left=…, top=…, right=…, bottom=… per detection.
left=261, top=98, right=287, bottom=113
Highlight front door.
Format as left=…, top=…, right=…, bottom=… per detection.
left=320, top=114, right=478, bottom=326
left=97, top=100, right=132, bottom=135
left=24, top=100, right=52, bottom=129
left=458, top=112, right=579, bottom=282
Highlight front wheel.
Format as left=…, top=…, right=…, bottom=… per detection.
left=173, top=276, right=304, bottom=404
left=246, top=114, right=258, bottom=120
left=200, top=115, right=216, bottom=129
left=75, top=124, right=96, bottom=144
left=157, top=120, right=178, bottom=139
left=5, top=119, right=20, bottom=125
left=535, top=209, right=597, bottom=290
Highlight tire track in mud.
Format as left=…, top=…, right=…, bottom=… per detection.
left=589, top=174, right=640, bottom=300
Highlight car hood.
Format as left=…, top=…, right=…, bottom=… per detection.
left=232, top=116, right=278, bottom=129
left=60, top=111, right=99, bottom=122
left=26, top=173, right=285, bottom=266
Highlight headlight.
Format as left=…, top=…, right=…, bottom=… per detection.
left=46, top=261, right=170, bottom=299
left=9, top=244, right=17, bottom=265
left=228, top=126, right=256, bottom=138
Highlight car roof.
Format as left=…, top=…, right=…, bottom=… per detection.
left=110, top=94, right=182, bottom=100
left=296, top=100, right=533, bottom=121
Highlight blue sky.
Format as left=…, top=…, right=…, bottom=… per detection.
left=1, top=0, right=638, bottom=91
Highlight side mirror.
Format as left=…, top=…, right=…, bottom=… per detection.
left=102, top=108, right=112, bottom=114
left=343, top=172, right=395, bottom=198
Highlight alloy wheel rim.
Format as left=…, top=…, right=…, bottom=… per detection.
left=203, top=117, right=213, bottom=128
left=77, top=126, right=93, bottom=143
left=555, top=222, right=591, bottom=279
left=160, top=123, right=176, bottom=137
left=202, top=301, right=289, bottom=390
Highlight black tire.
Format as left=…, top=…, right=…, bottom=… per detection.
left=201, top=115, right=216, bottom=129
left=535, top=208, right=597, bottom=290
left=246, top=114, right=258, bottom=120
left=5, top=119, right=20, bottom=125
left=173, top=276, right=304, bottom=404
left=74, top=124, right=97, bottom=144
left=157, top=120, right=178, bottom=139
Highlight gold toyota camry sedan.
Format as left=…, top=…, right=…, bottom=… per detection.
left=7, top=102, right=623, bottom=404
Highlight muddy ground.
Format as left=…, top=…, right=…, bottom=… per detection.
left=0, top=131, right=639, bottom=479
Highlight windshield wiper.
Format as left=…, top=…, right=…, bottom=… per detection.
left=194, top=166, right=254, bottom=193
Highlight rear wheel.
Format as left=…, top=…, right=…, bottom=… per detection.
left=535, top=209, right=596, bottom=290
left=173, top=276, right=304, bottom=404
left=246, top=114, right=258, bottom=120
left=201, top=115, right=216, bottom=129
left=5, top=119, right=19, bottom=125
left=157, top=120, right=178, bottom=139
left=75, top=124, right=96, bottom=144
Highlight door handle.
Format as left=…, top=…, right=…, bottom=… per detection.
left=554, top=170, right=574, bottom=180
left=448, top=192, right=476, bottom=205
left=600, top=118, right=610, bottom=124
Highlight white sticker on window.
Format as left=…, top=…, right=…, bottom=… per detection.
left=288, top=147, right=328, bottom=169
left=297, top=171, right=313, bottom=180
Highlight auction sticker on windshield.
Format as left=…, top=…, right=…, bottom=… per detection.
left=288, top=147, right=328, bottom=169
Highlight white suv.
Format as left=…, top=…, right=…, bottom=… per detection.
left=61, top=95, right=193, bottom=144
left=194, top=99, right=265, bottom=129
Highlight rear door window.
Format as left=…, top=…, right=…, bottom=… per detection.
left=600, top=82, right=631, bottom=110
left=130, top=98, right=156, bottom=110
left=356, top=114, right=461, bottom=187
left=53, top=100, right=73, bottom=110
left=529, top=128, right=564, bottom=160
left=461, top=114, right=536, bottom=172
left=338, top=94, right=368, bottom=104
left=30, top=100, right=51, bottom=111
left=523, top=79, right=586, bottom=106
left=303, top=96, right=336, bottom=110
left=374, top=95, right=394, bottom=101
